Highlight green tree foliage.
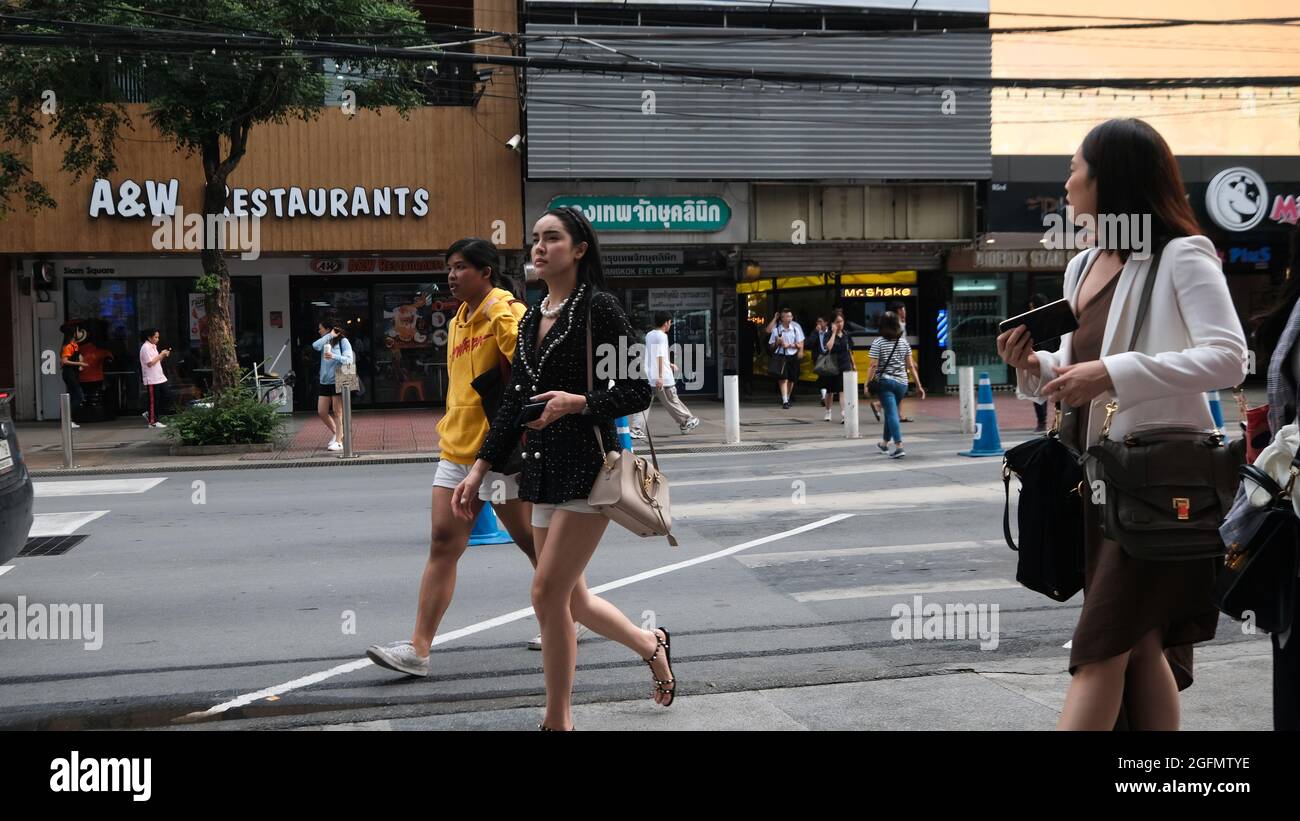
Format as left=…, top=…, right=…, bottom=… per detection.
left=1, top=0, right=433, bottom=392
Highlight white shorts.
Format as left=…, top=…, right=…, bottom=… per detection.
left=432, top=459, right=519, bottom=502
left=531, top=499, right=601, bottom=528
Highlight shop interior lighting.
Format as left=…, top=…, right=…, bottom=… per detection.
left=953, top=284, right=999, bottom=292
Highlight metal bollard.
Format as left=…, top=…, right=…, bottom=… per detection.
left=958, top=366, right=976, bottom=434
left=723, top=374, right=741, bottom=444
left=842, top=370, right=860, bottom=439
left=341, top=387, right=355, bottom=459
left=60, top=392, right=75, bottom=469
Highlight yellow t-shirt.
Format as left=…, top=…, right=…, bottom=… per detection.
left=435, top=287, right=527, bottom=464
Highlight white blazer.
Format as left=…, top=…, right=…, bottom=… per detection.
left=1016, top=235, right=1248, bottom=450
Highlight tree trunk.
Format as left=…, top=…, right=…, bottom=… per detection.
left=201, top=177, right=241, bottom=395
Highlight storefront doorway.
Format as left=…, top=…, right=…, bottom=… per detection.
left=290, top=276, right=457, bottom=410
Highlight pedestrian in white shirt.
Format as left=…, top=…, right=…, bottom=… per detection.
left=766, top=308, right=805, bottom=409
left=630, top=312, right=700, bottom=438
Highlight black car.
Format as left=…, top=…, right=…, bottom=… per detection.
left=0, top=392, right=34, bottom=564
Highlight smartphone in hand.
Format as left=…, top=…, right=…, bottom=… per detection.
left=515, top=401, right=548, bottom=427
left=998, top=299, right=1078, bottom=346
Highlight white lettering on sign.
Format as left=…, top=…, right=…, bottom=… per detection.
left=88, top=178, right=432, bottom=220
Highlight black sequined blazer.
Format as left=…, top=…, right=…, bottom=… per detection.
left=477, top=284, right=653, bottom=504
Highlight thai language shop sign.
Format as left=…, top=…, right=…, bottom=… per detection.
left=548, top=196, right=731, bottom=232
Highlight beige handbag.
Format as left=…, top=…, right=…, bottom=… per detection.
left=583, top=306, right=678, bottom=547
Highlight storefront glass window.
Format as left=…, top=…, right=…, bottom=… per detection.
left=948, top=274, right=1008, bottom=385
left=618, top=287, right=716, bottom=394
left=65, top=276, right=263, bottom=412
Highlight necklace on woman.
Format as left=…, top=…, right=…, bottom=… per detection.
left=539, top=286, right=581, bottom=319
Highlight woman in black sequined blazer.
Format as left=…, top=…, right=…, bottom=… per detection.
left=452, top=207, right=676, bottom=730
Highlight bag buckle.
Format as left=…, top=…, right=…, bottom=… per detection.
left=1099, top=400, right=1119, bottom=439
left=1173, top=497, right=1190, bottom=521
left=1284, top=467, right=1300, bottom=499
left=1225, top=541, right=1248, bottom=571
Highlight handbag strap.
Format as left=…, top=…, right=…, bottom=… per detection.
left=1002, top=463, right=1019, bottom=552
left=877, top=337, right=902, bottom=376
left=1125, top=244, right=1166, bottom=353
left=586, top=299, right=664, bottom=472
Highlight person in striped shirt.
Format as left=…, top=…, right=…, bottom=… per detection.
left=867, top=311, right=925, bottom=458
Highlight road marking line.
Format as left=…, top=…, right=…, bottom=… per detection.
left=675, top=481, right=1005, bottom=519
left=791, top=578, right=1021, bottom=603
left=34, top=478, right=166, bottom=497
left=0, top=566, right=12, bottom=578
left=735, top=539, right=1006, bottom=568
left=29, top=511, right=110, bottom=537
left=179, top=513, right=856, bottom=723
left=672, top=457, right=981, bottom=488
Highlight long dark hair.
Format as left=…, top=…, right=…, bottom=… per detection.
left=448, top=236, right=505, bottom=290
left=542, top=206, right=607, bottom=291
left=1252, top=223, right=1300, bottom=363
left=1080, top=118, right=1202, bottom=261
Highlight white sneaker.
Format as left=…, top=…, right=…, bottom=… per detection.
left=630, top=428, right=647, bottom=440
left=681, top=417, right=700, bottom=433
left=70, top=422, right=80, bottom=429
left=149, top=421, right=167, bottom=429
left=327, top=440, right=343, bottom=451
left=366, top=641, right=429, bottom=677
left=823, top=410, right=832, bottom=421
left=528, top=624, right=590, bottom=650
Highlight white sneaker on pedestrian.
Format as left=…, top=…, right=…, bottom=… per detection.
left=528, top=624, right=590, bottom=650
left=366, top=640, right=429, bottom=677
left=70, top=422, right=80, bottom=429
left=630, top=428, right=647, bottom=440
left=823, top=409, right=832, bottom=422
left=149, top=421, right=167, bottom=429
left=890, top=447, right=906, bottom=459
left=327, top=440, right=343, bottom=451
left=681, top=417, right=700, bottom=433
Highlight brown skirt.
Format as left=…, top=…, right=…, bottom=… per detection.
left=1068, top=496, right=1221, bottom=691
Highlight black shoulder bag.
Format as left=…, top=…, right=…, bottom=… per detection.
left=1085, top=245, right=1246, bottom=560
left=1211, top=458, right=1300, bottom=633
left=1002, top=407, right=1086, bottom=602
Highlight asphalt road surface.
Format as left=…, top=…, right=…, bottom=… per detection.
left=0, top=432, right=1262, bottom=730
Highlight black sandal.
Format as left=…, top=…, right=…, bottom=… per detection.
left=643, top=628, right=676, bottom=707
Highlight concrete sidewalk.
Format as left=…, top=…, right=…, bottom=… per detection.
left=242, top=636, right=1272, bottom=731
left=17, top=387, right=1259, bottom=476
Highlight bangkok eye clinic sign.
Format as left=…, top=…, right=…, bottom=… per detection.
left=549, top=195, right=731, bottom=232
left=87, top=178, right=431, bottom=219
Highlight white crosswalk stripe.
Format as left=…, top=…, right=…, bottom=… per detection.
left=23, top=478, right=167, bottom=549
left=735, top=539, right=1006, bottom=568
left=33, top=478, right=166, bottom=497
left=0, top=566, right=12, bottom=578
left=29, top=510, right=110, bottom=537
left=675, top=480, right=1005, bottom=520
left=792, top=578, right=1022, bottom=603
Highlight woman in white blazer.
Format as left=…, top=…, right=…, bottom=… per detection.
left=997, top=119, right=1248, bottom=731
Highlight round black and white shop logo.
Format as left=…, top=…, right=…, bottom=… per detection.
left=1206, top=167, right=1268, bottom=232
